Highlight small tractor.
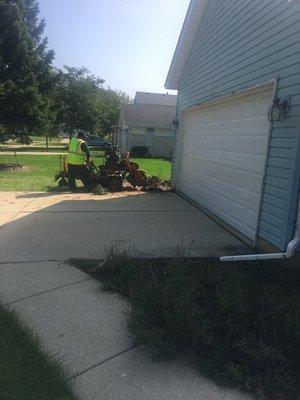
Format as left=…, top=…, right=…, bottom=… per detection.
left=55, top=146, right=149, bottom=192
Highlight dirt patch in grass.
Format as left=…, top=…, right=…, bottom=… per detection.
left=69, top=256, right=300, bottom=400
left=0, top=162, right=23, bottom=171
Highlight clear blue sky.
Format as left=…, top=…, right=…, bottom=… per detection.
left=39, top=0, right=190, bottom=98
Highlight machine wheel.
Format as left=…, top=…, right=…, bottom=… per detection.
left=126, top=174, right=137, bottom=188
left=58, top=177, right=68, bottom=187
left=107, top=176, right=123, bottom=192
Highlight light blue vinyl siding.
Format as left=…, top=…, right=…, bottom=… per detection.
left=176, top=0, right=300, bottom=249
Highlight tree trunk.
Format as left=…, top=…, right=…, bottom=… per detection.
left=45, top=135, right=49, bottom=152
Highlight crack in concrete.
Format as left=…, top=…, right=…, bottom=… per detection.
left=70, top=345, right=140, bottom=380
left=15, top=209, right=199, bottom=214
left=6, top=278, right=91, bottom=305
left=0, top=259, right=65, bottom=265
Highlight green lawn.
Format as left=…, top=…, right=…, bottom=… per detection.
left=0, top=136, right=68, bottom=152
left=30, top=136, right=62, bottom=146
left=0, top=302, right=77, bottom=400
left=0, top=154, right=172, bottom=191
left=4, top=136, right=64, bottom=147
left=136, top=158, right=172, bottom=181
left=0, top=146, right=69, bottom=153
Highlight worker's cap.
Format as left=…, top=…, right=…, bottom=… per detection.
left=77, top=131, right=87, bottom=140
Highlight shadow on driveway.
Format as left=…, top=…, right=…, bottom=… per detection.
left=0, top=192, right=248, bottom=263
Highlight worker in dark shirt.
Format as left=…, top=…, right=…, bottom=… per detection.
left=67, top=131, right=93, bottom=191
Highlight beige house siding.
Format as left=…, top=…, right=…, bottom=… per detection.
left=128, top=132, right=145, bottom=148
left=116, top=94, right=177, bottom=158
left=127, top=126, right=174, bottom=157
left=154, top=135, right=174, bottom=158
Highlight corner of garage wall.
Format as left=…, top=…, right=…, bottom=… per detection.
left=171, top=105, right=181, bottom=188
left=258, top=79, right=300, bottom=251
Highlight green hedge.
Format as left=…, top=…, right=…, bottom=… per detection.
left=71, top=257, right=300, bottom=400
left=131, top=146, right=149, bottom=157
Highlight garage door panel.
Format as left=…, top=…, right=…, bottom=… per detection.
left=185, top=183, right=257, bottom=236
left=179, top=88, right=273, bottom=240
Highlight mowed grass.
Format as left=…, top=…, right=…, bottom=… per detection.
left=0, top=154, right=65, bottom=191
left=3, top=135, right=63, bottom=147
left=0, top=154, right=172, bottom=191
left=0, top=146, right=68, bottom=153
left=0, top=136, right=68, bottom=152
left=0, top=302, right=77, bottom=400
left=136, top=158, right=172, bottom=181
left=29, top=136, right=62, bottom=146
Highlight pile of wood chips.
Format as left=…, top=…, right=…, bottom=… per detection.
left=0, top=163, right=23, bottom=171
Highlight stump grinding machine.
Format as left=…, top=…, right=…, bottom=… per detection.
left=55, top=145, right=149, bottom=192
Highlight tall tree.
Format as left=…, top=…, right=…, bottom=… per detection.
left=55, top=66, right=105, bottom=135
left=55, top=67, right=131, bottom=136
left=0, top=0, right=55, bottom=143
left=97, top=88, right=131, bottom=135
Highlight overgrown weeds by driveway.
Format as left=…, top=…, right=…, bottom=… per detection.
left=0, top=302, right=77, bottom=400
left=69, top=255, right=300, bottom=400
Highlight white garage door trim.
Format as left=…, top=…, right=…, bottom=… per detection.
left=177, top=81, right=275, bottom=241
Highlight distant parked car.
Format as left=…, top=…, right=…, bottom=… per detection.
left=84, top=134, right=110, bottom=148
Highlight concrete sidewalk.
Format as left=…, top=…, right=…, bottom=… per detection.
left=0, top=261, right=252, bottom=400
left=0, top=191, right=252, bottom=399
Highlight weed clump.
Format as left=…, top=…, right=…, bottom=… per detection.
left=70, top=256, right=300, bottom=400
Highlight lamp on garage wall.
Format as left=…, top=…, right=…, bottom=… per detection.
left=268, top=96, right=291, bottom=122
left=172, top=119, right=179, bottom=131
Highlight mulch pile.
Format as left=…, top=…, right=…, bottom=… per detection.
left=140, top=176, right=173, bottom=192
left=0, top=163, right=23, bottom=171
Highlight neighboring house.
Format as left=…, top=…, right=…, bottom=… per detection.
left=115, top=92, right=177, bottom=157
left=165, top=0, right=300, bottom=252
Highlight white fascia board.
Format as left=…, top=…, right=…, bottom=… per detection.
left=127, top=122, right=172, bottom=129
left=165, top=0, right=209, bottom=90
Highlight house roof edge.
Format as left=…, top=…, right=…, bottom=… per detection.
left=165, top=0, right=209, bottom=90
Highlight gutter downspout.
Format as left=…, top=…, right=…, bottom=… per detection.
left=220, top=196, right=300, bottom=262
left=286, top=198, right=300, bottom=257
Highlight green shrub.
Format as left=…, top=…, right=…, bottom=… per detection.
left=70, top=257, right=300, bottom=400
left=131, top=146, right=149, bottom=157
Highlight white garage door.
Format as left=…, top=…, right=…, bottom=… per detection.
left=179, top=86, right=273, bottom=240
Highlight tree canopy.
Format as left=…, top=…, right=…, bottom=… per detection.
left=0, top=0, right=56, bottom=143
left=0, top=0, right=130, bottom=143
left=54, top=66, right=130, bottom=136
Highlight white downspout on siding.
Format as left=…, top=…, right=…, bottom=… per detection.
left=220, top=196, right=300, bottom=262
left=286, top=198, right=300, bottom=257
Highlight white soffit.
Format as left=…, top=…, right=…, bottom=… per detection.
left=165, top=0, right=209, bottom=90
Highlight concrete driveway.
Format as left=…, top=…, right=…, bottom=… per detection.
left=0, top=191, right=247, bottom=262
left=0, top=190, right=252, bottom=400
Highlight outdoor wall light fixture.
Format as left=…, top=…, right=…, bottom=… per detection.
left=268, top=96, right=291, bottom=122
left=172, top=119, right=179, bottom=131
